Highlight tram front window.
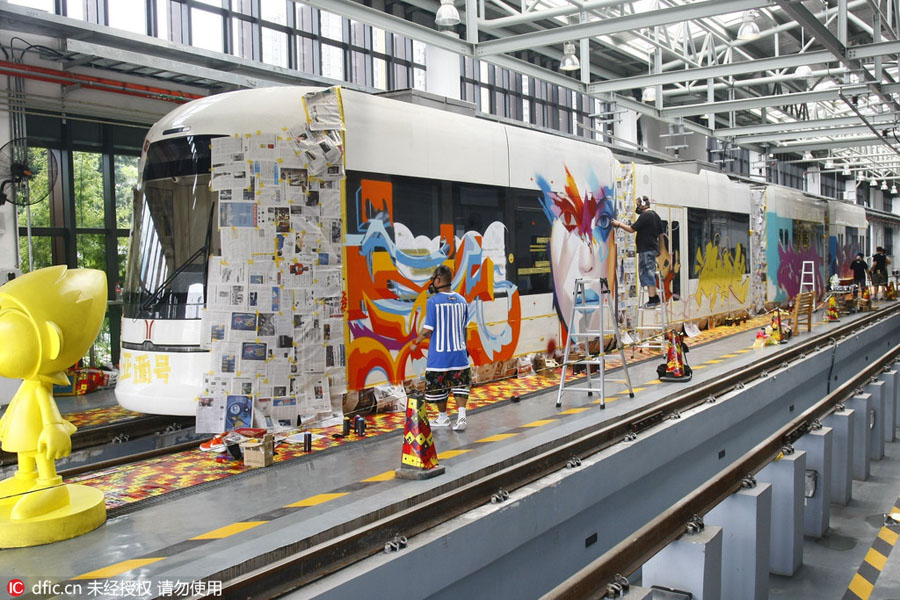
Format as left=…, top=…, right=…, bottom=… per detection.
left=124, top=135, right=221, bottom=320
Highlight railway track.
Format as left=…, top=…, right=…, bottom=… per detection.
left=207, top=303, right=900, bottom=600
left=0, top=413, right=199, bottom=473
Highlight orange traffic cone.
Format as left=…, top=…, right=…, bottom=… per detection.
left=826, top=295, right=840, bottom=322
left=888, top=282, right=897, bottom=300
left=660, top=329, right=692, bottom=382
left=395, top=395, right=445, bottom=480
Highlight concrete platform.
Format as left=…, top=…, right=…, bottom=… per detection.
left=0, top=308, right=897, bottom=600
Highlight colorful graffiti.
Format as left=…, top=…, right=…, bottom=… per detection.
left=692, top=241, right=749, bottom=310
left=658, top=235, right=680, bottom=301
left=535, top=167, right=616, bottom=326
left=775, top=243, right=824, bottom=300
left=344, top=180, right=520, bottom=390
left=829, top=237, right=859, bottom=278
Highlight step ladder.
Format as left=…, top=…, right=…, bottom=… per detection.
left=799, top=260, right=816, bottom=294
left=556, top=278, right=635, bottom=409
left=633, top=269, right=669, bottom=355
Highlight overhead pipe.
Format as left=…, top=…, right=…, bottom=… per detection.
left=0, top=60, right=204, bottom=104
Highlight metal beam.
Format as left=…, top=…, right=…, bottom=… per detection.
left=734, top=124, right=886, bottom=144
left=717, top=112, right=899, bottom=136
left=475, top=0, right=770, bottom=57
left=847, top=39, right=900, bottom=59
left=587, top=51, right=833, bottom=94
left=660, top=85, right=869, bottom=118
left=768, top=136, right=884, bottom=152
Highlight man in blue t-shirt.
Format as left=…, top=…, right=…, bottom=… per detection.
left=410, top=265, right=472, bottom=431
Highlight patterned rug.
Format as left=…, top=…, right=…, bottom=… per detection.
left=65, top=316, right=771, bottom=510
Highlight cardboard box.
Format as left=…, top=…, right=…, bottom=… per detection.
left=241, top=434, right=274, bottom=468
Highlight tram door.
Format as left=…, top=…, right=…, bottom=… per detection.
left=653, top=205, right=685, bottom=304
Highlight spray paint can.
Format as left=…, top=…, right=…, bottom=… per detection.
left=303, top=431, right=312, bottom=452
left=343, top=416, right=351, bottom=436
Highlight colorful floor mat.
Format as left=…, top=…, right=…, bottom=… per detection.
left=64, top=404, right=143, bottom=428
left=65, top=316, right=773, bottom=510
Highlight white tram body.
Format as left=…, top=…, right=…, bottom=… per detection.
left=115, top=85, right=873, bottom=417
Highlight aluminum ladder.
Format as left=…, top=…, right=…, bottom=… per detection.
left=799, top=260, right=816, bottom=294
left=633, top=269, right=669, bottom=356
left=556, top=278, right=635, bottom=409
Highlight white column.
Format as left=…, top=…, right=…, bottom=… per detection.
left=642, top=526, right=723, bottom=600
left=794, top=428, right=832, bottom=538
left=823, top=407, right=854, bottom=505
left=757, top=451, right=806, bottom=576
left=425, top=44, right=462, bottom=100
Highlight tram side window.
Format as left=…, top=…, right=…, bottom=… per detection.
left=514, top=193, right=552, bottom=294
left=687, top=208, right=750, bottom=279
left=345, top=172, right=441, bottom=240
left=454, top=184, right=504, bottom=238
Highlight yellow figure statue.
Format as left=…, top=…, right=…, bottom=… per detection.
left=0, top=266, right=107, bottom=546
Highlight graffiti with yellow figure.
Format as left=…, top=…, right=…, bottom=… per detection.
left=692, top=241, right=749, bottom=310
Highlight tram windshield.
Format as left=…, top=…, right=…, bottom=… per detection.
left=124, top=135, right=222, bottom=320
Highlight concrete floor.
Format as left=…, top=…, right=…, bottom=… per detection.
left=771, top=431, right=900, bottom=600
left=1, top=310, right=899, bottom=599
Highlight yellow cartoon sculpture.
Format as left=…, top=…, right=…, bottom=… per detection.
left=0, top=266, right=107, bottom=547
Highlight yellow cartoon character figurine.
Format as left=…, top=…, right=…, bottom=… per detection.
left=0, top=266, right=107, bottom=547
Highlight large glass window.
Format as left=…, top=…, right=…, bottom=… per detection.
left=346, top=172, right=441, bottom=239
left=191, top=8, right=224, bottom=52
left=108, top=0, right=147, bottom=34
left=455, top=184, right=503, bottom=238
left=687, top=208, right=750, bottom=279
left=126, top=135, right=220, bottom=320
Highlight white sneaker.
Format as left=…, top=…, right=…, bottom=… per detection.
left=453, top=416, right=467, bottom=431
left=429, top=415, right=451, bottom=428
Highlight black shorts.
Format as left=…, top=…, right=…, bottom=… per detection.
left=872, top=271, right=887, bottom=285
left=425, top=368, right=471, bottom=403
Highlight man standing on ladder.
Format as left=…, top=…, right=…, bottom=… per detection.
left=611, top=196, right=666, bottom=307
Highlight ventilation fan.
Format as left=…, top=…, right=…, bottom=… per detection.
left=0, top=138, right=58, bottom=206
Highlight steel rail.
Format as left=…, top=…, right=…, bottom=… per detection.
left=209, top=304, right=900, bottom=600
left=544, top=342, right=900, bottom=599
left=0, top=414, right=194, bottom=466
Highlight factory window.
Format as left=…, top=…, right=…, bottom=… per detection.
left=17, top=115, right=144, bottom=365
left=108, top=0, right=147, bottom=34
left=454, top=184, right=504, bottom=239
left=345, top=172, right=441, bottom=241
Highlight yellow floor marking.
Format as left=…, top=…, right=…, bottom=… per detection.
left=522, top=419, right=557, bottom=427
left=591, top=396, right=619, bottom=404
left=285, top=492, right=349, bottom=507
left=735, top=349, right=751, bottom=353
left=879, top=526, right=900, bottom=545
left=74, top=558, right=165, bottom=580
left=362, top=471, right=396, bottom=482
left=645, top=380, right=661, bottom=385
left=437, top=449, right=472, bottom=459
left=866, top=547, right=888, bottom=570
left=631, top=387, right=646, bottom=393
left=848, top=573, right=874, bottom=599
left=477, top=433, right=518, bottom=443
left=721, top=353, right=738, bottom=358
left=705, top=359, right=723, bottom=364
left=560, top=407, right=590, bottom=414
left=191, top=521, right=267, bottom=540
left=692, top=365, right=708, bottom=370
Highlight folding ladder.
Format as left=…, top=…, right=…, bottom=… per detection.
left=556, top=278, right=635, bottom=409
left=633, top=269, right=669, bottom=356
left=799, top=260, right=816, bottom=294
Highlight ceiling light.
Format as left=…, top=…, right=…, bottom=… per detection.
left=892, top=184, right=898, bottom=194
left=824, top=159, right=835, bottom=169
left=737, top=10, right=761, bottom=41
left=871, top=175, right=879, bottom=186
left=803, top=151, right=813, bottom=161
left=882, top=180, right=889, bottom=190
left=560, top=41, right=580, bottom=72
left=857, top=172, right=865, bottom=181
left=435, top=0, right=460, bottom=27
left=842, top=165, right=852, bottom=176
left=641, top=86, right=657, bottom=102
left=794, top=65, right=814, bottom=79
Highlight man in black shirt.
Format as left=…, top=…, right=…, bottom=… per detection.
left=611, top=196, right=665, bottom=307
left=871, top=246, right=890, bottom=299
left=850, top=253, right=868, bottom=298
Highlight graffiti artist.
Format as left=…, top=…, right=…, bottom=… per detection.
left=611, top=196, right=666, bottom=307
